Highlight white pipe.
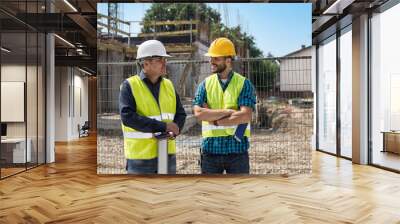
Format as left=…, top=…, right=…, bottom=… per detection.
left=323, top=0, right=355, bottom=15
left=78, top=67, right=93, bottom=76
left=54, top=34, right=75, bottom=48
left=63, top=0, right=78, bottom=12
left=1, top=47, right=11, bottom=53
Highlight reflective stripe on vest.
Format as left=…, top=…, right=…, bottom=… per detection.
left=202, top=123, right=250, bottom=132
left=202, top=72, right=251, bottom=138
left=121, top=75, right=176, bottom=159
left=123, top=113, right=175, bottom=139
left=146, top=113, right=175, bottom=121
left=123, top=132, right=153, bottom=139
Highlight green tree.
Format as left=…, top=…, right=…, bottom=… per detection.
left=142, top=3, right=220, bottom=33
left=248, top=60, right=279, bottom=92
left=211, top=25, right=263, bottom=58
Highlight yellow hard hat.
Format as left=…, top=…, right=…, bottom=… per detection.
left=205, top=37, right=236, bottom=57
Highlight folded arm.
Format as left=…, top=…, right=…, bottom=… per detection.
left=216, top=106, right=252, bottom=126
left=193, top=105, right=234, bottom=122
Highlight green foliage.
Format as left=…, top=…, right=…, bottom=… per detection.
left=142, top=3, right=262, bottom=57
left=247, top=60, right=280, bottom=92
left=142, top=3, right=220, bottom=33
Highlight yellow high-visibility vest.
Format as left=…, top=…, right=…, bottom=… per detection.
left=121, top=75, right=176, bottom=159
left=202, top=72, right=251, bottom=138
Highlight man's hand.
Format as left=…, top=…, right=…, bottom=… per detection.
left=166, top=122, right=180, bottom=136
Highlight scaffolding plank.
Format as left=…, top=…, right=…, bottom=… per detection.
left=138, top=30, right=197, bottom=37
left=98, top=39, right=195, bottom=55
left=97, top=13, right=130, bottom=25
left=141, top=20, right=198, bottom=26
left=98, top=21, right=130, bottom=36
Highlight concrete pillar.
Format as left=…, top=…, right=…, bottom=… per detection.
left=352, top=14, right=369, bottom=164
left=46, top=1, right=55, bottom=163
left=311, top=45, right=317, bottom=150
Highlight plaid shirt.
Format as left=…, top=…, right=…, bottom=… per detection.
left=193, top=71, right=256, bottom=154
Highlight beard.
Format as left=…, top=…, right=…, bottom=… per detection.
left=212, top=63, right=227, bottom=73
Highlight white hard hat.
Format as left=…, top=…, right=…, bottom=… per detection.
left=136, top=40, right=171, bottom=60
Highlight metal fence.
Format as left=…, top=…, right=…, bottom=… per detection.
left=97, top=56, right=313, bottom=175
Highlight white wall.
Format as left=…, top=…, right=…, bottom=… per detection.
left=1, top=65, right=42, bottom=138
left=72, top=72, right=89, bottom=138
left=1, top=63, right=46, bottom=164
left=55, top=67, right=89, bottom=141
left=55, top=66, right=68, bottom=141
left=1, top=65, right=26, bottom=139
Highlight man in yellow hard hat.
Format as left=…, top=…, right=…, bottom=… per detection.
left=119, top=40, right=186, bottom=174
left=193, top=37, right=256, bottom=174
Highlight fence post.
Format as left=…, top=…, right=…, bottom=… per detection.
left=157, top=139, right=168, bottom=174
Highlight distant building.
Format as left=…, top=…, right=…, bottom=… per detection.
left=279, top=46, right=312, bottom=92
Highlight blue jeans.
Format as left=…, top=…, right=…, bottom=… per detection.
left=201, top=151, right=250, bottom=174
left=126, top=155, right=176, bottom=174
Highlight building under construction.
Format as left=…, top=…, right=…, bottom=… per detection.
left=97, top=3, right=251, bottom=106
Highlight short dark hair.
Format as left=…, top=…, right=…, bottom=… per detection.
left=224, top=56, right=235, bottom=62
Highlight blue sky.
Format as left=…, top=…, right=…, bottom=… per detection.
left=98, top=3, right=311, bottom=57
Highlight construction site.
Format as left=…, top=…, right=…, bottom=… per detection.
left=96, top=3, right=313, bottom=175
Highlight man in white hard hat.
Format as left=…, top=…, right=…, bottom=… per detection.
left=119, top=40, right=186, bottom=174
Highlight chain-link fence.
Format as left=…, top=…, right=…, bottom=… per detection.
left=97, top=56, right=313, bottom=175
